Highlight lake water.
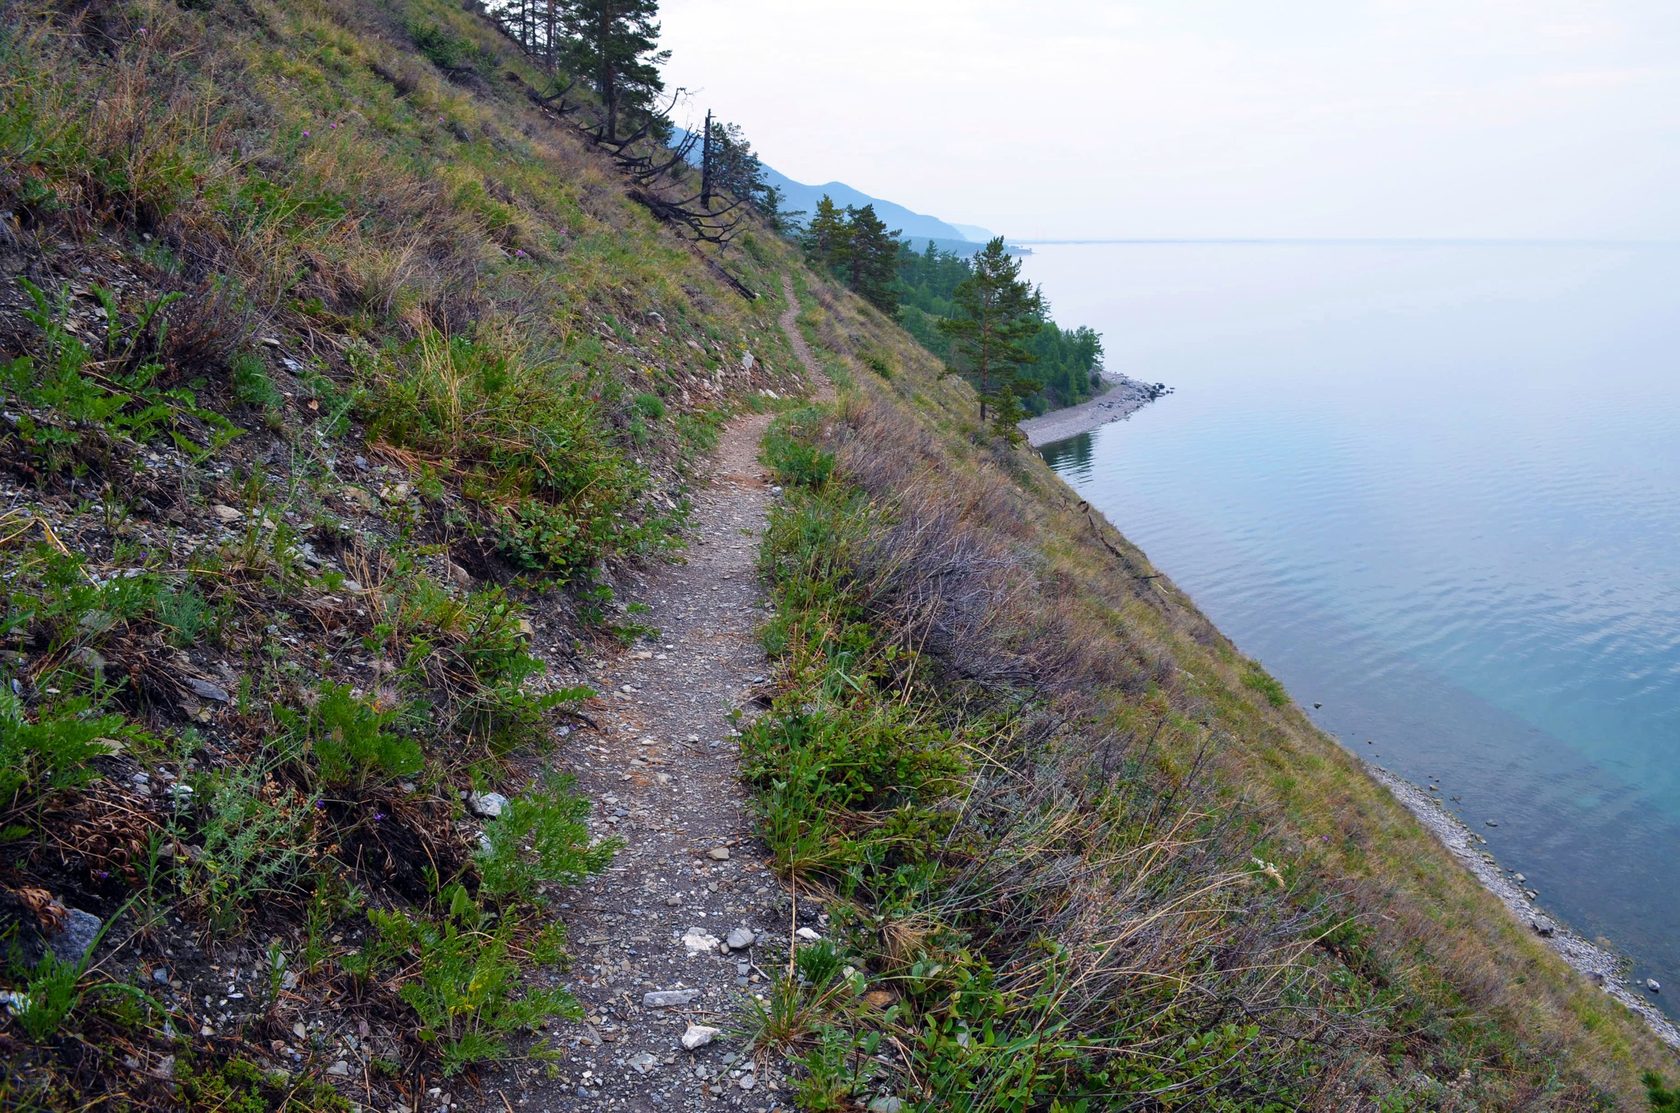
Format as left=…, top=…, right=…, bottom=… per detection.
left=1023, top=241, right=1680, bottom=1012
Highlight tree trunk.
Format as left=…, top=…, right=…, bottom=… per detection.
left=700, top=110, right=713, bottom=209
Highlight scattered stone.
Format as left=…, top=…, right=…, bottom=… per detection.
left=1531, top=919, right=1555, bottom=938
left=70, top=646, right=107, bottom=678
left=725, top=927, right=755, bottom=950
left=738, top=1075, right=756, bottom=1091
left=1513, top=873, right=1526, bottom=883
left=868, top=1098, right=905, bottom=1113
left=325, top=1061, right=351, bottom=1078
left=49, top=908, right=102, bottom=961
left=681, top=1024, right=721, bottom=1050
left=707, top=847, right=730, bottom=861
left=682, top=930, right=721, bottom=955
left=210, top=504, right=242, bottom=523
left=629, top=1051, right=658, bottom=1074
left=466, top=791, right=508, bottom=819
left=795, top=927, right=820, bottom=942
left=379, top=482, right=412, bottom=504
left=665, top=894, right=682, bottom=907
left=1648, top=978, right=1662, bottom=994
left=643, top=989, right=701, bottom=1007
left=1484, top=820, right=1498, bottom=828
left=183, top=677, right=231, bottom=703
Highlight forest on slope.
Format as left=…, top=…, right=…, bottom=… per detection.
left=0, top=0, right=1675, bottom=1110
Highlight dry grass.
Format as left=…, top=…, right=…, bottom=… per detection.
left=765, top=262, right=1680, bottom=1107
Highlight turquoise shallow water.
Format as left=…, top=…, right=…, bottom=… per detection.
left=1026, top=241, right=1680, bottom=1012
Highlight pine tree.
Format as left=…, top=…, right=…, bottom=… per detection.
left=937, top=237, right=1046, bottom=441
left=801, top=195, right=852, bottom=275
left=843, top=204, right=901, bottom=312
left=558, top=0, right=669, bottom=141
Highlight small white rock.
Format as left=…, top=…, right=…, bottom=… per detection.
left=682, top=931, right=721, bottom=956
left=681, top=1024, right=721, bottom=1050
left=795, top=927, right=821, bottom=942
left=467, top=791, right=508, bottom=819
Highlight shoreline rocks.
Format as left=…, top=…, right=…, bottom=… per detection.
left=1019, top=372, right=1173, bottom=448
left=1363, top=761, right=1680, bottom=1048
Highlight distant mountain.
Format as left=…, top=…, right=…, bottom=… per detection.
left=672, top=130, right=994, bottom=252
left=759, top=165, right=976, bottom=248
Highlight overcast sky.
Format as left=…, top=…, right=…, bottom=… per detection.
left=657, top=1, right=1680, bottom=240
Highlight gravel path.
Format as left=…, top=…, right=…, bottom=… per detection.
left=466, top=282, right=827, bottom=1112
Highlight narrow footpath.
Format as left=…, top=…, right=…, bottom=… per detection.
left=473, top=280, right=824, bottom=1112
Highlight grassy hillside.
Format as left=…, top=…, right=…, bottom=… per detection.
left=741, top=282, right=1680, bottom=1108
left=0, top=0, right=802, bottom=1106
left=0, top=0, right=1674, bottom=1110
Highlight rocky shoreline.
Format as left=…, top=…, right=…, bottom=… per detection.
left=1364, top=762, right=1680, bottom=1048
left=1019, top=372, right=1172, bottom=448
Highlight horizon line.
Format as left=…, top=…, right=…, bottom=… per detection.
left=1006, top=236, right=1680, bottom=247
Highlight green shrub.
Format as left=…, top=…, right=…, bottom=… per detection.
left=348, top=887, right=579, bottom=1075
left=2, top=906, right=153, bottom=1042
left=408, top=22, right=486, bottom=73
left=152, top=577, right=224, bottom=648
left=475, top=774, right=617, bottom=901
left=379, top=572, right=588, bottom=758
left=631, top=391, right=666, bottom=420
left=1, top=279, right=238, bottom=472
left=176, top=1054, right=351, bottom=1113
left=229, top=350, right=283, bottom=414
left=1243, top=664, right=1289, bottom=708
left=180, top=757, right=317, bottom=929
left=290, top=682, right=422, bottom=789
left=358, top=328, right=657, bottom=578
left=763, top=406, right=835, bottom=488
left=0, top=689, right=139, bottom=842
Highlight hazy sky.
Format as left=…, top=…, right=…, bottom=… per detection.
left=658, top=1, right=1680, bottom=240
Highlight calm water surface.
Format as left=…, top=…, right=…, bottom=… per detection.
left=1024, top=242, right=1680, bottom=1010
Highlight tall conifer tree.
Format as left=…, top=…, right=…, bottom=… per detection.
left=558, top=0, right=668, bottom=141
left=938, top=237, right=1046, bottom=441
left=844, top=204, right=900, bottom=312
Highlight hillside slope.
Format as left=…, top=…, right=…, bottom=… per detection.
left=0, top=1, right=1675, bottom=1111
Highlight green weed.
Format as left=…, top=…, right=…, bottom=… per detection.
left=762, top=406, right=835, bottom=488
left=0, top=689, right=140, bottom=842
left=286, top=681, right=422, bottom=790
left=178, top=755, right=318, bottom=930
left=474, top=773, right=617, bottom=902
left=348, top=886, right=579, bottom=1075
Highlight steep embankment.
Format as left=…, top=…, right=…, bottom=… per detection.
left=736, top=273, right=1680, bottom=1108
left=0, top=1, right=811, bottom=1108
left=1, top=0, right=1676, bottom=1110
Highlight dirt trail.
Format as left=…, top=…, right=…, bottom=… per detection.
left=472, top=282, right=824, bottom=1112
